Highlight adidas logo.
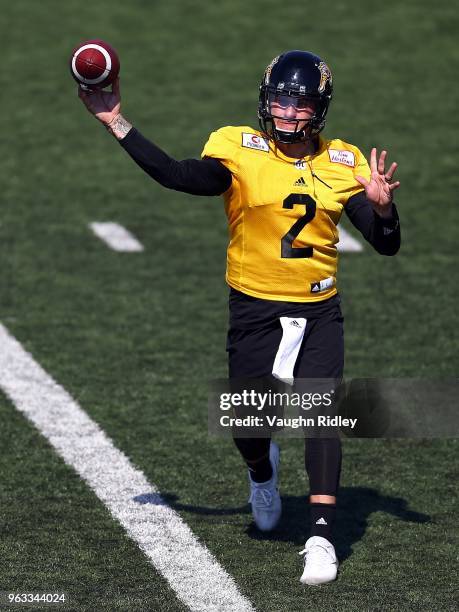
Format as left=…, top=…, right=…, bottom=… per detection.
left=290, top=320, right=301, bottom=328
left=293, top=176, right=306, bottom=187
left=315, top=517, right=328, bottom=525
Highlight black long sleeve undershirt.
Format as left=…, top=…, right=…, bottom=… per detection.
left=120, top=127, right=232, bottom=195
left=120, top=127, right=400, bottom=255
left=345, top=191, right=400, bottom=255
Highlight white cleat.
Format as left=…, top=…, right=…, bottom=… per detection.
left=299, top=536, right=339, bottom=585
left=248, top=441, right=281, bottom=531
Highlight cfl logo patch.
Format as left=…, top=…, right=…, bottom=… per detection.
left=294, top=160, right=307, bottom=170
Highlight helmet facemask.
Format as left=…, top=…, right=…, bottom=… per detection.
left=259, top=86, right=328, bottom=144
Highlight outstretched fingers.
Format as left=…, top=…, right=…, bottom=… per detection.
left=385, top=161, right=398, bottom=182
left=370, top=147, right=377, bottom=173
left=377, top=150, right=387, bottom=175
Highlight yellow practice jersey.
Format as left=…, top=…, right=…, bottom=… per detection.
left=201, top=126, right=371, bottom=302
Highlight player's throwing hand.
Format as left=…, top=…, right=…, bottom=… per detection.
left=356, top=148, right=400, bottom=218
left=78, top=77, right=121, bottom=126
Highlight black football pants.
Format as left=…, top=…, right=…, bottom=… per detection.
left=227, top=289, right=343, bottom=496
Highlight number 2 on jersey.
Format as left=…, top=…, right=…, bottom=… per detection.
left=281, top=193, right=317, bottom=258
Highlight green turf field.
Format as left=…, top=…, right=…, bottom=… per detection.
left=0, top=0, right=458, bottom=610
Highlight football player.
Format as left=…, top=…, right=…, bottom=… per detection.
left=78, top=50, right=400, bottom=585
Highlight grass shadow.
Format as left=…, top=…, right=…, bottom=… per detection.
left=134, top=486, right=430, bottom=562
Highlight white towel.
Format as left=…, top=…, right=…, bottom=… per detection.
left=272, top=317, right=307, bottom=386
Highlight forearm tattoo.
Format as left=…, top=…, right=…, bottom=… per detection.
left=106, top=115, right=133, bottom=140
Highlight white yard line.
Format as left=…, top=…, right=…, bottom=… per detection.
left=337, top=225, right=363, bottom=252
left=89, top=222, right=144, bottom=252
left=0, top=323, right=254, bottom=612
left=88, top=220, right=361, bottom=255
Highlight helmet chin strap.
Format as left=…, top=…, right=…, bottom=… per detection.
left=275, top=127, right=308, bottom=144
left=258, top=115, right=317, bottom=146
left=272, top=119, right=314, bottom=145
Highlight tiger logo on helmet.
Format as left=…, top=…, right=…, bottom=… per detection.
left=318, top=61, right=332, bottom=93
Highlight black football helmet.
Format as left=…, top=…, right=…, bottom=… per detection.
left=258, top=50, right=333, bottom=144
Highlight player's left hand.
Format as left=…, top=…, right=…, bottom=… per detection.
left=356, top=148, right=400, bottom=218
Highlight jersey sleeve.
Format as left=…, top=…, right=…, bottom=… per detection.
left=201, top=127, right=240, bottom=177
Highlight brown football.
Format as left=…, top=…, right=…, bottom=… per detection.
left=70, top=39, right=120, bottom=89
